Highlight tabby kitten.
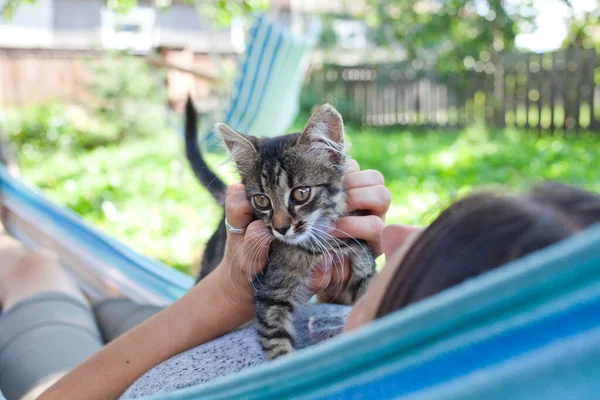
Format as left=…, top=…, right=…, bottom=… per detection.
left=184, top=99, right=374, bottom=358
left=215, top=105, right=375, bottom=359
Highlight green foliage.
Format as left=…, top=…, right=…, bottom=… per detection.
left=18, top=131, right=231, bottom=275
left=0, top=0, right=35, bottom=19
left=348, top=125, right=600, bottom=225
left=364, top=0, right=564, bottom=79
left=0, top=103, right=116, bottom=152
left=88, top=52, right=168, bottom=142
left=16, top=123, right=600, bottom=275
left=1, top=0, right=269, bottom=22
left=195, top=0, right=270, bottom=28
left=317, top=15, right=341, bottom=50
left=562, top=7, right=600, bottom=50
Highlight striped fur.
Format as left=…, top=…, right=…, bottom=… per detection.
left=218, top=104, right=375, bottom=359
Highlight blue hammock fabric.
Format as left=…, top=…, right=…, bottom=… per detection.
left=144, top=221, right=600, bottom=400
left=2, top=163, right=600, bottom=399
left=202, top=14, right=320, bottom=148
left=0, top=165, right=193, bottom=304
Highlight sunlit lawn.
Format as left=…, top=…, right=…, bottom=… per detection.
left=18, top=124, right=600, bottom=276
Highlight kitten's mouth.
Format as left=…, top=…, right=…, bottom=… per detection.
left=272, top=220, right=335, bottom=246
left=272, top=228, right=306, bottom=245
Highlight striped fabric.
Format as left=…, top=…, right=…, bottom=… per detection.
left=2, top=162, right=600, bottom=399
left=0, top=165, right=193, bottom=305
left=204, top=14, right=320, bottom=147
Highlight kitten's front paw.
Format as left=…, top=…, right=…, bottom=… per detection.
left=260, top=337, right=295, bottom=360
left=336, top=272, right=371, bottom=305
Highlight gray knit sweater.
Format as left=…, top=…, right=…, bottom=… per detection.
left=121, top=304, right=351, bottom=398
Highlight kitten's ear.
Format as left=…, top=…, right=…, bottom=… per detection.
left=300, top=104, right=344, bottom=145
left=299, top=104, right=346, bottom=165
left=216, top=123, right=258, bottom=166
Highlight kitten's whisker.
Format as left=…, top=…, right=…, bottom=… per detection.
left=307, top=230, right=345, bottom=300
left=229, top=231, right=265, bottom=287
left=313, top=223, right=367, bottom=256
left=311, top=225, right=359, bottom=260
left=309, top=228, right=345, bottom=275
left=307, top=231, right=344, bottom=304
left=306, top=232, right=329, bottom=290
left=229, top=230, right=270, bottom=291
left=247, top=242, right=263, bottom=291
left=247, top=235, right=270, bottom=289
left=310, top=225, right=361, bottom=301
left=340, top=192, right=356, bottom=214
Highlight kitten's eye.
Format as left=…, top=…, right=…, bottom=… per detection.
left=291, top=187, right=311, bottom=205
left=252, top=194, right=271, bottom=211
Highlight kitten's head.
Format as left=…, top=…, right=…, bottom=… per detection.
left=217, top=104, right=348, bottom=245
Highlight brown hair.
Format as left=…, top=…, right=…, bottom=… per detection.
left=376, top=182, right=600, bottom=318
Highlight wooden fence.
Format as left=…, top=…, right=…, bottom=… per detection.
left=303, top=47, right=599, bottom=133
left=0, top=48, right=233, bottom=108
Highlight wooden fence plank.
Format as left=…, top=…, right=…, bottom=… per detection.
left=317, top=50, right=600, bottom=133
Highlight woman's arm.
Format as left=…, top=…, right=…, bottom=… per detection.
left=42, top=266, right=255, bottom=400
left=43, top=185, right=269, bottom=400
left=43, top=164, right=390, bottom=399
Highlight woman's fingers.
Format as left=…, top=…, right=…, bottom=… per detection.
left=331, top=215, right=385, bottom=256
left=225, top=183, right=253, bottom=227
left=343, top=169, right=384, bottom=191
left=313, top=256, right=351, bottom=303
left=241, top=220, right=272, bottom=279
left=345, top=159, right=360, bottom=174
left=345, top=185, right=391, bottom=218
left=223, top=183, right=273, bottom=281
left=332, top=215, right=384, bottom=242
left=224, top=183, right=253, bottom=246
left=310, top=256, right=333, bottom=293
left=215, top=183, right=274, bottom=308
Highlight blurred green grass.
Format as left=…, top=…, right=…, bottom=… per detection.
left=17, top=124, right=600, bottom=276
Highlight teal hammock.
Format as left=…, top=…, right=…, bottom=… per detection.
left=2, top=163, right=600, bottom=399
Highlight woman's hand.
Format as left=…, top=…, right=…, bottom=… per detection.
left=312, top=160, right=391, bottom=301
left=43, top=188, right=273, bottom=400
left=215, top=160, right=391, bottom=307
left=214, top=184, right=273, bottom=311
left=339, top=159, right=390, bottom=256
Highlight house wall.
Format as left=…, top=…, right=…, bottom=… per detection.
left=53, top=0, right=103, bottom=48
left=0, top=47, right=237, bottom=107
left=0, top=0, right=54, bottom=48
left=154, top=5, right=235, bottom=53
left=0, top=0, right=234, bottom=52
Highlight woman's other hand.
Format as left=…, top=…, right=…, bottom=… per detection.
left=312, top=160, right=391, bottom=302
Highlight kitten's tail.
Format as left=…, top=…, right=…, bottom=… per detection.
left=185, top=95, right=227, bottom=206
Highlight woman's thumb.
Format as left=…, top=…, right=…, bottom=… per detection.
left=243, top=220, right=273, bottom=277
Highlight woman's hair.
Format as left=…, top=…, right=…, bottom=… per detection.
left=376, top=182, right=600, bottom=318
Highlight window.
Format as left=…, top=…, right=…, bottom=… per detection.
left=101, top=6, right=156, bottom=52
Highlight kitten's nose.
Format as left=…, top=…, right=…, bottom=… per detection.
left=274, top=225, right=290, bottom=235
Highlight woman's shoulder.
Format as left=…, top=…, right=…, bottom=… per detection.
left=122, top=324, right=263, bottom=398
left=121, top=303, right=351, bottom=399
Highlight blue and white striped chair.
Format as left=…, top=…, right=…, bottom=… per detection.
left=2, top=163, right=600, bottom=399
left=197, top=13, right=320, bottom=150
